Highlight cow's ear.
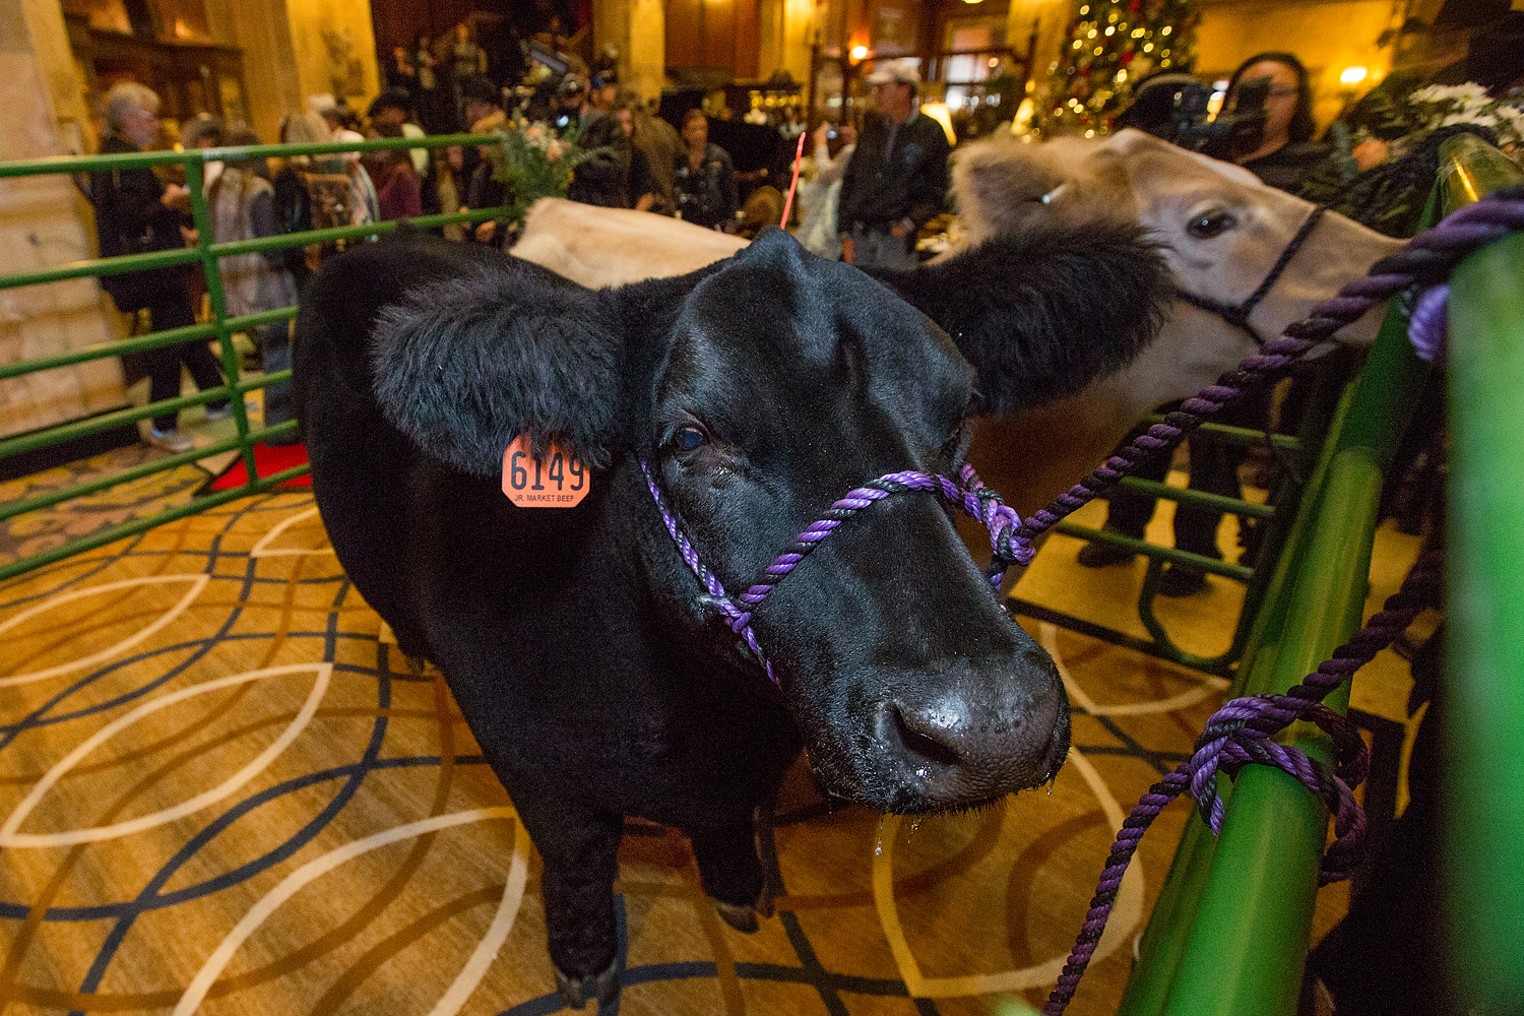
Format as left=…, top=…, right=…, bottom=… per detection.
left=871, top=223, right=1170, bottom=415
left=949, top=138, right=1069, bottom=245
left=369, top=263, right=621, bottom=477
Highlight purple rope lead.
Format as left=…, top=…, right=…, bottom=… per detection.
left=1039, top=186, right=1524, bottom=1015
left=642, top=461, right=1033, bottom=687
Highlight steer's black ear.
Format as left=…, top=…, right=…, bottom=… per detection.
left=369, top=260, right=620, bottom=476
left=872, top=223, right=1169, bottom=415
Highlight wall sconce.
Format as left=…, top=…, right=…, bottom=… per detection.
left=1339, top=65, right=1369, bottom=91
left=850, top=44, right=869, bottom=62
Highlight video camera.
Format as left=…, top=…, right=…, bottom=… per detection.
left=1168, top=76, right=1270, bottom=161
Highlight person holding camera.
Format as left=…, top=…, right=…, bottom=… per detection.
left=1077, top=53, right=1326, bottom=595
left=796, top=119, right=857, bottom=259
left=1225, top=51, right=1329, bottom=191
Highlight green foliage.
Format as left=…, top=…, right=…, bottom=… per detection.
left=487, top=119, right=600, bottom=228
left=1300, top=77, right=1524, bottom=236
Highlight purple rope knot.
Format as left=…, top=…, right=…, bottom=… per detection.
left=1407, top=283, right=1449, bottom=362
left=642, top=459, right=1034, bottom=686
left=1185, top=692, right=1369, bottom=881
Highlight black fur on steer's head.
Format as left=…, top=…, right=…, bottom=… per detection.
left=870, top=222, right=1169, bottom=417
left=363, top=226, right=1167, bottom=812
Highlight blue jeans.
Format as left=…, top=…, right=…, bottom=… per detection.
left=260, top=320, right=297, bottom=443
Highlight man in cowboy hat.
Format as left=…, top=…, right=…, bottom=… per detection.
left=838, top=57, right=950, bottom=270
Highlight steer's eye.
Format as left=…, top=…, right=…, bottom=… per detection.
left=673, top=426, right=707, bottom=453
left=1186, top=207, right=1237, bottom=239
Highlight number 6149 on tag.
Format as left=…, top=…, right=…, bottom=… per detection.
left=501, top=434, right=590, bottom=508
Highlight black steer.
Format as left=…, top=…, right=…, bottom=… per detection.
left=294, top=227, right=1165, bottom=1006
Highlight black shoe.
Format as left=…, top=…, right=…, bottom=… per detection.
left=1077, top=541, right=1137, bottom=568
left=1157, top=564, right=1209, bottom=597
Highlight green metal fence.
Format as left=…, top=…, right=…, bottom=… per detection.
left=1117, top=134, right=1524, bottom=1015
left=0, top=132, right=507, bottom=582
left=1440, top=136, right=1524, bottom=1015
left=1006, top=381, right=1347, bottom=675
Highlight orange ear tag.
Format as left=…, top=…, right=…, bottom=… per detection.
left=501, top=434, right=591, bottom=508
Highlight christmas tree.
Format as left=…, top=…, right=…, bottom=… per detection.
left=1035, top=0, right=1201, bottom=136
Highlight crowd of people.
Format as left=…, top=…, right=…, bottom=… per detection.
left=91, top=15, right=1521, bottom=483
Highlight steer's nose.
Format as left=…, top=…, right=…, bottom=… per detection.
left=869, top=648, right=1070, bottom=811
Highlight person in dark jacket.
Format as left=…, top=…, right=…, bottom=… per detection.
left=91, top=82, right=228, bottom=454
left=671, top=109, right=737, bottom=228
left=1224, top=52, right=1329, bottom=192
left=837, top=58, right=950, bottom=270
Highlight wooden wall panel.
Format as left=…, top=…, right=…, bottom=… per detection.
left=733, top=0, right=758, bottom=78
left=665, top=0, right=765, bottom=78
left=665, top=0, right=704, bottom=69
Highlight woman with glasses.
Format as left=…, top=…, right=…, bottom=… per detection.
left=1224, top=51, right=1329, bottom=191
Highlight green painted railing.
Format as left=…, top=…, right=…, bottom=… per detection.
left=0, top=132, right=508, bottom=582
left=1118, top=135, right=1524, bottom=1015
left=1441, top=136, right=1524, bottom=1015
left=1006, top=383, right=1346, bottom=675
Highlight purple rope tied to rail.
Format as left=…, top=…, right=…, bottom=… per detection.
left=1407, top=283, right=1449, bottom=362
left=641, top=461, right=1032, bottom=687
left=1040, top=185, right=1524, bottom=1015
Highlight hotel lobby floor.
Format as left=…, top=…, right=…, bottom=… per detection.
left=0, top=483, right=1423, bottom=1015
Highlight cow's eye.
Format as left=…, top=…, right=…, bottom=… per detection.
left=1186, top=207, right=1237, bottom=238
left=673, top=426, right=707, bottom=453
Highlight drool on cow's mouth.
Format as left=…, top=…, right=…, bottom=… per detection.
left=808, top=696, right=1072, bottom=817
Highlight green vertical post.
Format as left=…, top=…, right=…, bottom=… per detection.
left=184, top=156, right=258, bottom=485
left=1118, top=293, right=1424, bottom=1016
left=1445, top=230, right=1524, bottom=1013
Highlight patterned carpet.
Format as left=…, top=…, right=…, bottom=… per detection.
left=0, top=490, right=1392, bottom=1015
left=0, top=443, right=212, bottom=567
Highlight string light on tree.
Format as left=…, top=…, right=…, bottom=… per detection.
left=1034, top=0, right=1200, bottom=136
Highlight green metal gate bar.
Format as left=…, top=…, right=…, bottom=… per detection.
left=1442, top=136, right=1524, bottom=1014
left=1005, top=369, right=1352, bottom=675
left=0, top=131, right=510, bottom=583
left=1117, top=134, right=1523, bottom=1016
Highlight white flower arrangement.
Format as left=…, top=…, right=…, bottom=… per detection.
left=1408, top=82, right=1524, bottom=151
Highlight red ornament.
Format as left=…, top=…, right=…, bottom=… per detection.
left=1121, top=50, right=1134, bottom=64
left=1129, top=0, right=1141, bottom=9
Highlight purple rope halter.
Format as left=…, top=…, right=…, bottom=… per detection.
left=1040, top=185, right=1524, bottom=1015
left=642, top=461, right=1032, bottom=686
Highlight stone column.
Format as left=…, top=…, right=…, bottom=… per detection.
left=0, top=0, right=129, bottom=438
left=594, top=0, right=665, bottom=102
